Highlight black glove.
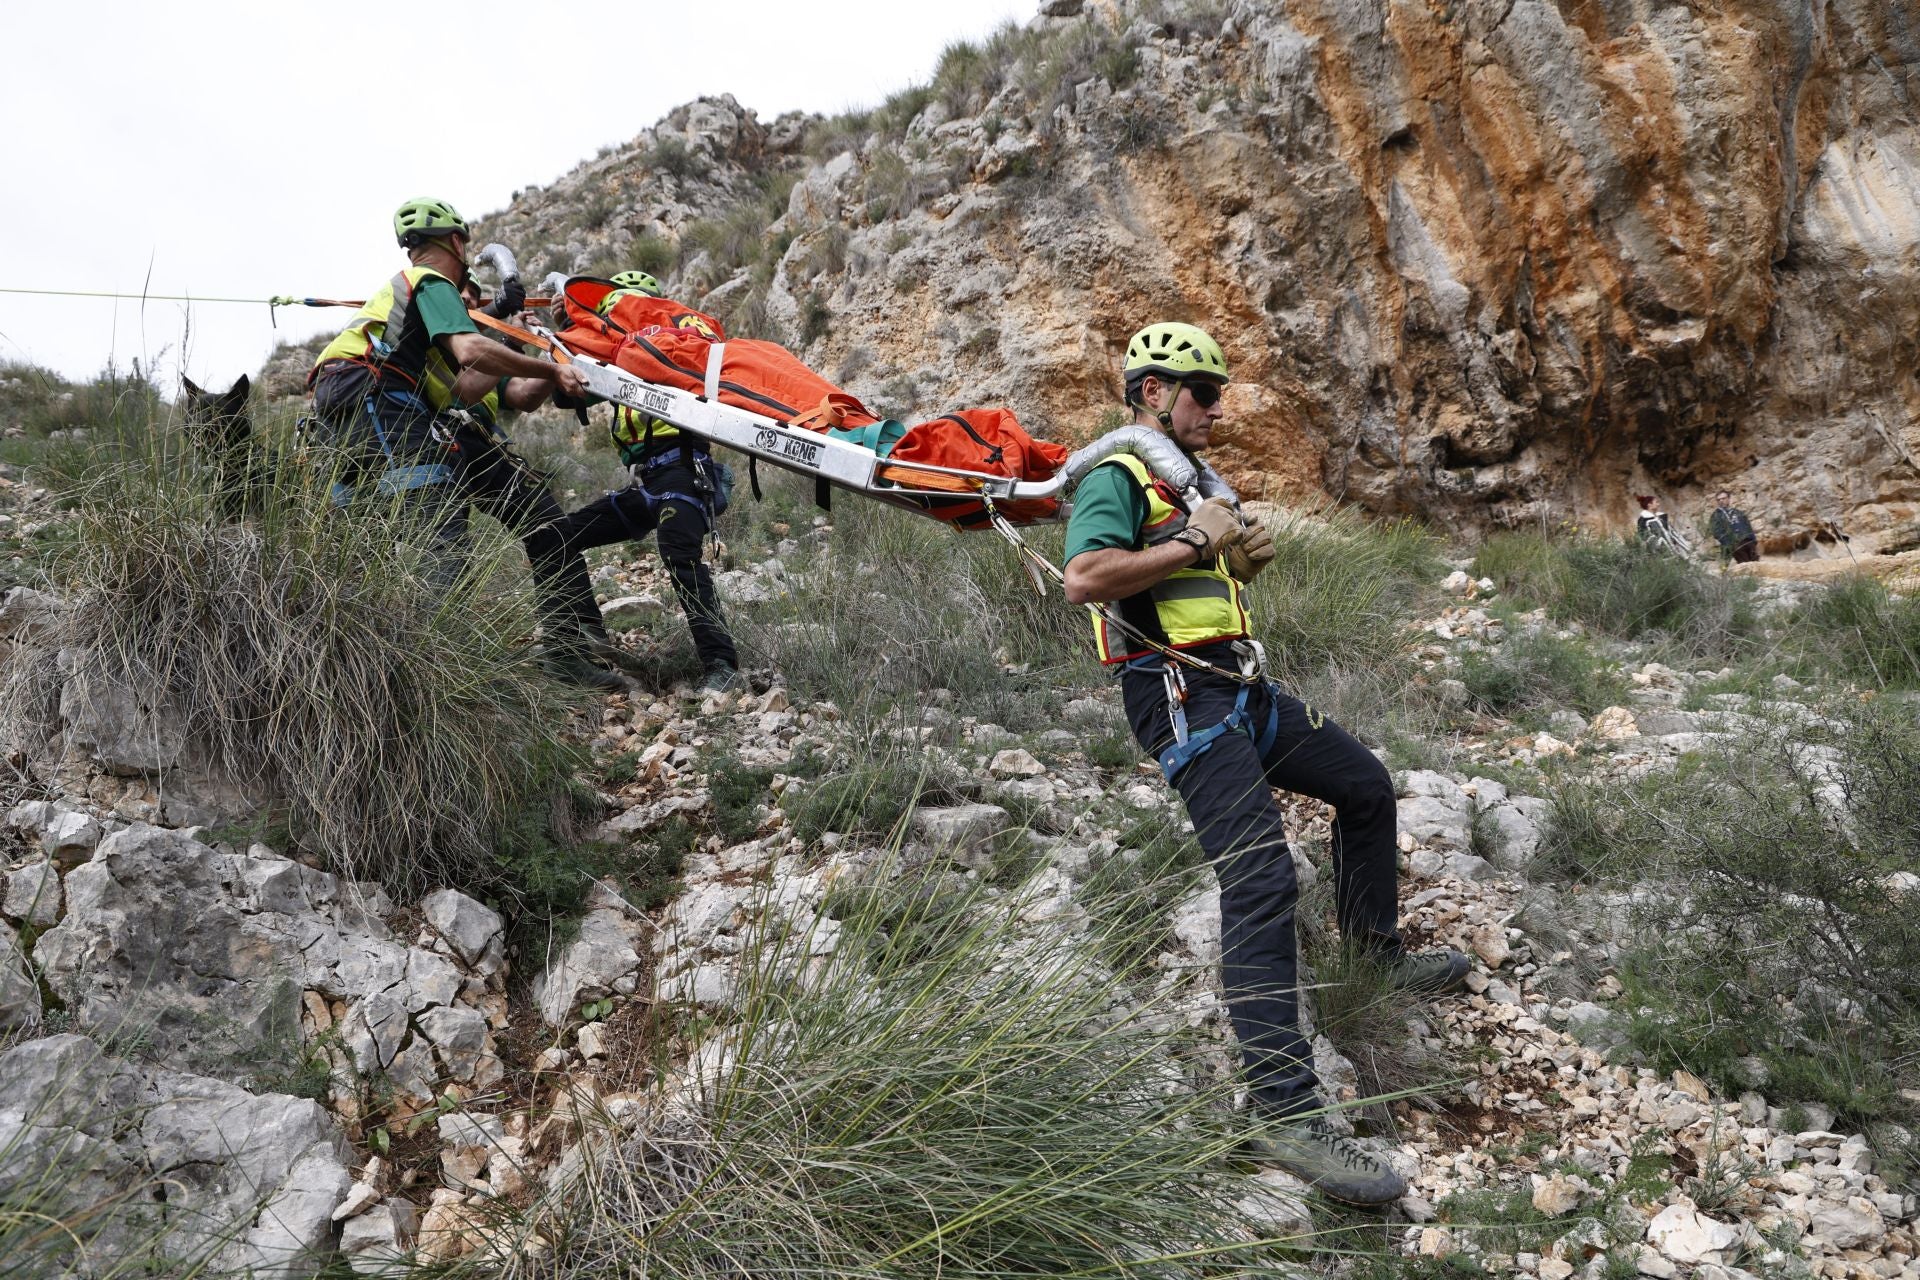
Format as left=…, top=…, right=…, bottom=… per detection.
left=482, top=276, right=526, bottom=319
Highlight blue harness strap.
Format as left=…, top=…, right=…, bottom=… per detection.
left=1149, top=673, right=1283, bottom=782
left=608, top=483, right=711, bottom=541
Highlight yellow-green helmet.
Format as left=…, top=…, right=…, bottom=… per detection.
left=1124, top=322, right=1229, bottom=387
left=394, top=197, right=468, bottom=247
left=609, top=270, right=661, bottom=296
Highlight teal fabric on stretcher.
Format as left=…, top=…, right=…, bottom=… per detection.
left=826, top=419, right=909, bottom=457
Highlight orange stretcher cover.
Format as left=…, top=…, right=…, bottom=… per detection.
left=554, top=277, right=1068, bottom=524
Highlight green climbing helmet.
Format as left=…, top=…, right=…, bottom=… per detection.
left=609, top=270, right=662, bottom=296
left=1123, top=321, right=1230, bottom=386
left=393, top=197, right=468, bottom=247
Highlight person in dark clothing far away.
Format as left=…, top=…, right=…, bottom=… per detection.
left=1062, top=321, right=1467, bottom=1207
left=1634, top=495, right=1691, bottom=557
left=1708, top=491, right=1759, bottom=564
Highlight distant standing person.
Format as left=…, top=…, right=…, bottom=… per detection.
left=1708, top=490, right=1759, bottom=564
left=1634, top=495, right=1690, bottom=557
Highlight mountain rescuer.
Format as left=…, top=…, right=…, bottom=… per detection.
left=1061, top=322, right=1467, bottom=1206
left=1708, top=490, right=1759, bottom=564
left=540, top=269, right=743, bottom=695
left=306, top=198, right=622, bottom=690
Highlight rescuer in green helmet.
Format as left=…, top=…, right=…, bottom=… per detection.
left=1061, top=321, right=1467, bottom=1207
left=306, top=198, right=623, bottom=691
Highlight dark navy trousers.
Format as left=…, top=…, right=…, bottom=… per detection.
left=1120, top=647, right=1401, bottom=1118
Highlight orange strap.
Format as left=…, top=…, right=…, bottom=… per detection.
left=467, top=308, right=572, bottom=364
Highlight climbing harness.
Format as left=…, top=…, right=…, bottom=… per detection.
left=1133, top=655, right=1283, bottom=781
left=974, top=488, right=1282, bottom=779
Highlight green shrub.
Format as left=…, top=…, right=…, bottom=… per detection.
left=733, top=488, right=1097, bottom=729
left=1245, top=506, right=1441, bottom=688
left=932, top=39, right=999, bottom=116
left=1541, top=700, right=1920, bottom=1131
left=781, top=750, right=962, bottom=845
left=1790, top=577, right=1920, bottom=689
left=1080, top=806, right=1204, bottom=975
left=1473, top=532, right=1759, bottom=662
left=626, top=233, right=677, bottom=278
left=19, top=412, right=589, bottom=912
left=708, top=753, right=776, bottom=841
left=644, top=137, right=702, bottom=180
left=1457, top=628, right=1625, bottom=716
left=470, top=869, right=1284, bottom=1278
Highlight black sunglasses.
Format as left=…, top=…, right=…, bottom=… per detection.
left=1182, top=379, right=1224, bottom=408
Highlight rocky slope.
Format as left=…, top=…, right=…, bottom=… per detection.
left=4, top=555, right=1918, bottom=1276
left=455, top=0, right=1920, bottom=551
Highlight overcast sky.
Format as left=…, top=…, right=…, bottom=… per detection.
left=1, top=0, right=1028, bottom=390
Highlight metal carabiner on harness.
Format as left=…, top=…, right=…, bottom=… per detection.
left=1163, top=663, right=1191, bottom=747
left=1233, top=638, right=1270, bottom=682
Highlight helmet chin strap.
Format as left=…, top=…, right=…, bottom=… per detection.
left=1154, top=379, right=1177, bottom=430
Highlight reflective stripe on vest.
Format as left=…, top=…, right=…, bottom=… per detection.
left=610, top=403, right=680, bottom=464
left=311, top=266, right=456, bottom=393
left=421, top=349, right=503, bottom=426
left=1090, top=453, right=1249, bottom=664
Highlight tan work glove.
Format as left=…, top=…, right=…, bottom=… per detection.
left=1182, top=498, right=1246, bottom=561
left=1226, top=515, right=1276, bottom=581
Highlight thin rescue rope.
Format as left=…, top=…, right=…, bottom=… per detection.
left=979, top=492, right=1259, bottom=686
left=0, top=286, right=288, bottom=305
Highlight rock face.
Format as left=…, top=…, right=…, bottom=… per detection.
left=0, top=1033, right=352, bottom=1278
left=33, top=823, right=510, bottom=1107
left=456, top=1, right=1920, bottom=548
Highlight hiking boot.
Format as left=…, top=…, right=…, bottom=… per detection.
left=1385, top=947, right=1470, bottom=996
left=588, top=637, right=652, bottom=677
left=1245, top=1116, right=1407, bottom=1206
left=699, top=663, right=741, bottom=695
left=543, top=651, right=626, bottom=692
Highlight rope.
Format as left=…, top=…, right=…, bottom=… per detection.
left=0, top=286, right=286, bottom=305
left=979, top=493, right=1259, bottom=686
left=0, top=287, right=551, bottom=309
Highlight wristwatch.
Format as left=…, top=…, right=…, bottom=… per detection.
left=1169, top=528, right=1210, bottom=561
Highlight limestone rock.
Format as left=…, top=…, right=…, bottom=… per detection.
left=1236, top=1168, right=1312, bottom=1238
left=34, top=823, right=496, bottom=1095
left=422, top=888, right=505, bottom=974
left=3, top=858, right=61, bottom=927
left=532, top=888, right=647, bottom=1026
left=0, top=1033, right=352, bottom=1276
left=1586, top=707, right=1641, bottom=742
left=339, top=1200, right=419, bottom=1275
left=0, top=920, right=39, bottom=1029
left=1646, top=1198, right=1740, bottom=1264
left=1808, top=1196, right=1886, bottom=1250
left=910, top=803, right=1012, bottom=871
left=988, top=748, right=1045, bottom=778
left=1397, top=771, right=1473, bottom=850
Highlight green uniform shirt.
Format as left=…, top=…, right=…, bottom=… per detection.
left=412, top=276, right=477, bottom=344
left=1064, top=460, right=1147, bottom=563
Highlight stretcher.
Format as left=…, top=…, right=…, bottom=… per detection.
left=532, top=323, right=1242, bottom=532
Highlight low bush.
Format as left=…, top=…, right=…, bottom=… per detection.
left=466, top=869, right=1288, bottom=1278
left=1457, top=628, right=1625, bottom=717
left=15, top=409, right=591, bottom=914
left=1080, top=805, right=1205, bottom=976
left=1540, top=699, right=1920, bottom=1132
left=1789, top=576, right=1920, bottom=689
left=781, top=750, right=962, bottom=846
left=1246, top=506, right=1441, bottom=688
left=1473, top=532, right=1759, bottom=662
left=733, top=490, right=1097, bottom=729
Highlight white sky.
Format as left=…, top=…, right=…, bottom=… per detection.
left=0, top=0, right=1028, bottom=390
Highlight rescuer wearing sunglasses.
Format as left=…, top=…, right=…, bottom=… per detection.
left=1062, top=322, right=1466, bottom=1207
